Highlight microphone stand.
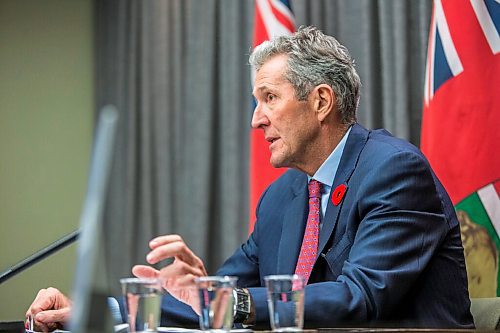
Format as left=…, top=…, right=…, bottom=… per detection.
left=0, top=230, right=80, bottom=284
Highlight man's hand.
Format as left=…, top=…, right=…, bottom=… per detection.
left=25, top=287, right=72, bottom=332
left=132, top=234, right=207, bottom=314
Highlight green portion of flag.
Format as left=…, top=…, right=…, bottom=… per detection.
left=456, top=192, right=500, bottom=295
left=456, top=192, right=500, bottom=246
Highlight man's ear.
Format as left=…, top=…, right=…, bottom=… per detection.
left=311, top=84, right=336, bottom=122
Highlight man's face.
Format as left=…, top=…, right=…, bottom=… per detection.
left=251, top=55, right=321, bottom=171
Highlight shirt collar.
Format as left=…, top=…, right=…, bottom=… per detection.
left=308, top=126, right=352, bottom=188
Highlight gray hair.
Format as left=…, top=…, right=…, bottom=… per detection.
left=249, top=26, right=361, bottom=125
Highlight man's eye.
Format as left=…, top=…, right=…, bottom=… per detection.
left=267, top=94, right=276, bottom=102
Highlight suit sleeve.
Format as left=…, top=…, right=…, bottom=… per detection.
left=215, top=182, right=273, bottom=284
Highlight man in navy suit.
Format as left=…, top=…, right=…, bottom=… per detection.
left=27, top=26, right=474, bottom=330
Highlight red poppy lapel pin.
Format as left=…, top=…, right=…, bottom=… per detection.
left=331, top=184, right=347, bottom=206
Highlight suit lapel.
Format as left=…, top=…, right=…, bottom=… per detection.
left=317, top=124, right=369, bottom=258
left=277, top=173, right=308, bottom=274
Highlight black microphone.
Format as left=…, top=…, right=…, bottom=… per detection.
left=0, top=230, right=80, bottom=284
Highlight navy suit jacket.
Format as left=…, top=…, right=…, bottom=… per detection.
left=161, top=124, right=474, bottom=329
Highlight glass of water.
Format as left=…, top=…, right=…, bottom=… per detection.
left=264, top=275, right=305, bottom=332
left=195, top=276, right=238, bottom=332
left=120, top=278, right=162, bottom=332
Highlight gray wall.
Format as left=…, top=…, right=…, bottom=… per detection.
left=0, top=0, right=94, bottom=320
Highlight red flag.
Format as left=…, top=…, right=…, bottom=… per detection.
left=421, top=0, right=500, bottom=296
left=249, top=0, right=295, bottom=232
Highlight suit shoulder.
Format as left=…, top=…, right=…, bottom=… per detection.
left=275, top=169, right=304, bottom=182
left=365, top=128, right=426, bottom=162
left=267, top=169, right=305, bottom=192
left=255, top=169, right=305, bottom=209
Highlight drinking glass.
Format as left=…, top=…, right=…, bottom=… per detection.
left=264, top=275, right=305, bottom=332
left=120, top=278, right=162, bottom=332
left=195, top=276, right=238, bottom=332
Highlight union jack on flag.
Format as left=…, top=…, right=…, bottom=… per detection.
left=421, top=0, right=500, bottom=297
left=253, top=0, right=295, bottom=46
left=249, top=0, right=295, bottom=232
left=424, top=0, right=499, bottom=105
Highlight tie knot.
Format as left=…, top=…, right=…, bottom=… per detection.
left=308, top=179, right=322, bottom=198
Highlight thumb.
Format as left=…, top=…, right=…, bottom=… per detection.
left=36, top=308, right=70, bottom=323
left=132, top=265, right=160, bottom=279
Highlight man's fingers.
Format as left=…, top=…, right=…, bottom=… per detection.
left=34, top=320, right=58, bottom=333
left=27, top=289, right=50, bottom=316
left=132, top=265, right=160, bottom=279
left=149, top=234, right=183, bottom=249
left=172, top=273, right=202, bottom=288
left=146, top=241, right=189, bottom=264
left=147, top=235, right=203, bottom=268
left=158, top=260, right=206, bottom=288
left=26, top=287, right=62, bottom=316
left=24, top=288, right=71, bottom=332
left=161, top=272, right=202, bottom=315
left=31, top=307, right=69, bottom=332
left=33, top=321, right=50, bottom=333
left=35, top=308, right=71, bottom=323
left=146, top=243, right=200, bottom=266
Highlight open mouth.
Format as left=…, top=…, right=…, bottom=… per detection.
left=266, top=137, right=279, bottom=144
left=267, top=138, right=280, bottom=151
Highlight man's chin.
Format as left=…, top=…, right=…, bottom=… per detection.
left=269, top=149, right=293, bottom=168
left=269, top=157, right=287, bottom=169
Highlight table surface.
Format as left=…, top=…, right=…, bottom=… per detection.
left=0, top=321, right=490, bottom=333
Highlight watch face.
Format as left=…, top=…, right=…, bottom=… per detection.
left=237, top=290, right=251, bottom=313
left=239, top=299, right=250, bottom=312
left=234, top=288, right=251, bottom=324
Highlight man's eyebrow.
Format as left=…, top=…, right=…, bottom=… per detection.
left=252, top=86, right=265, bottom=96
left=254, top=84, right=275, bottom=93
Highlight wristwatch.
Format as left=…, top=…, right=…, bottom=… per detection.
left=233, top=287, right=252, bottom=324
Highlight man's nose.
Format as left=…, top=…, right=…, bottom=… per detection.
left=251, top=103, right=269, bottom=129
